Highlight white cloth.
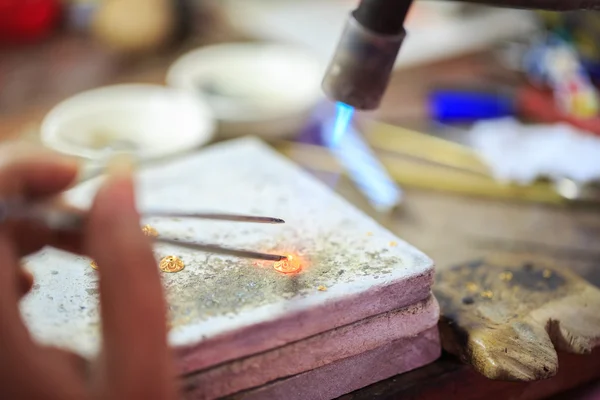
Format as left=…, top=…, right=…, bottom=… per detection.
left=470, top=117, right=600, bottom=185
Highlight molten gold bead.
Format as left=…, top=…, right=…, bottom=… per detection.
left=273, top=255, right=301, bottom=274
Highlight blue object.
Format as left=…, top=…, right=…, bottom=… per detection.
left=582, top=60, right=600, bottom=82
left=330, top=102, right=355, bottom=145
left=429, top=90, right=516, bottom=123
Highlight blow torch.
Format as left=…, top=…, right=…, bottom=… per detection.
left=322, top=0, right=600, bottom=111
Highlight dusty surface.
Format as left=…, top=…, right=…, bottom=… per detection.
left=20, top=137, right=433, bottom=371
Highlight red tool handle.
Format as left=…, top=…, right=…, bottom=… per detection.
left=0, top=0, right=62, bottom=44
left=517, top=85, right=600, bottom=136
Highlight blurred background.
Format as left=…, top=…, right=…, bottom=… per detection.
left=3, top=2, right=600, bottom=397
left=1, top=0, right=599, bottom=202
left=2, top=0, right=600, bottom=299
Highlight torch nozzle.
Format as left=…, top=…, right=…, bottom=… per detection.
left=321, top=14, right=405, bottom=111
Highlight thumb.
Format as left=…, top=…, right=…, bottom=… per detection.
left=85, top=158, right=176, bottom=399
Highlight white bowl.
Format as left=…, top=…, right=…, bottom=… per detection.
left=41, top=84, right=215, bottom=161
left=166, top=42, right=324, bottom=139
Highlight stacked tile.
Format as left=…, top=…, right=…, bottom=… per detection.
left=22, top=138, right=440, bottom=400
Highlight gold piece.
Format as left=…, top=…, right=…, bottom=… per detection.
left=389, top=241, right=398, bottom=247
left=466, top=282, right=478, bottom=293
left=159, top=256, right=185, bottom=273
left=499, top=271, right=513, bottom=282
left=480, top=290, right=494, bottom=299
left=142, top=224, right=159, bottom=237
left=90, top=260, right=99, bottom=270
left=366, top=232, right=374, bottom=236
left=318, top=285, right=327, bottom=291
left=543, top=269, right=553, bottom=279
left=273, top=255, right=301, bottom=274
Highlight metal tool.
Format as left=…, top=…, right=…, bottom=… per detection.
left=0, top=198, right=286, bottom=262
left=322, top=0, right=409, bottom=111
left=322, top=0, right=597, bottom=111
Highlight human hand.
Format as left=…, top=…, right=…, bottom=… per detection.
left=0, top=145, right=177, bottom=399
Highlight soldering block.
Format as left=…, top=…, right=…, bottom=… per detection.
left=21, top=137, right=435, bottom=374
left=183, top=295, right=439, bottom=400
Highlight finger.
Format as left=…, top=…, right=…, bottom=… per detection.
left=0, top=231, right=39, bottom=389
left=18, top=268, right=34, bottom=298
left=0, top=145, right=86, bottom=398
left=0, top=144, right=80, bottom=255
left=1, top=244, right=86, bottom=400
left=2, top=345, right=88, bottom=399
left=42, top=346, right=89, bottom=380
left=85, top=158, right=176, bottom=400
left=10, top=220, right=84, bottom=257
left=0, top=143, right=79, bottom=198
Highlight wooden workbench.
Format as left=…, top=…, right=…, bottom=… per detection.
left=1, top=33, right=599, bottom=399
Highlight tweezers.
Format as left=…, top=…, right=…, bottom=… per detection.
left=0, top=198, right=287, bottom=261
